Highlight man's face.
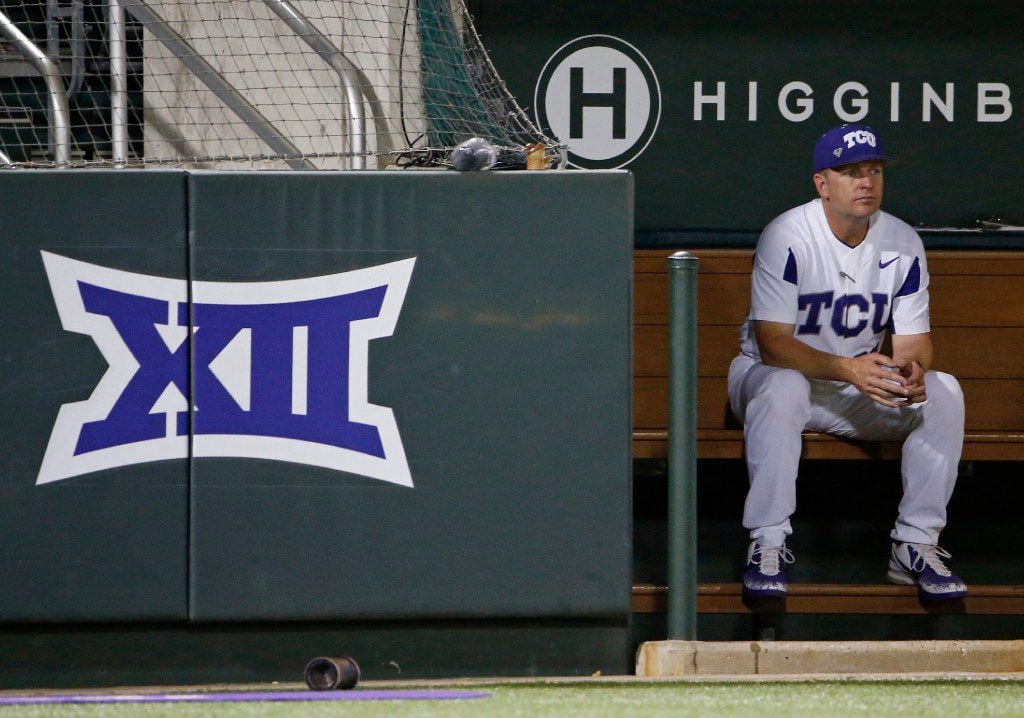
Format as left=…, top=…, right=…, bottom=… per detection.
left=814, top=159, right=885, bottom=220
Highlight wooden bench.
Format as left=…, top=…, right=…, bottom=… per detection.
left=634, top=248, right=1024, bottom=461
left=631, top=583, right=1024, bottom=615
left=632, top=248, right=1024, bottom=616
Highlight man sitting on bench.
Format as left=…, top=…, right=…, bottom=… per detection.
left=728, top=124, right=967, bottom=601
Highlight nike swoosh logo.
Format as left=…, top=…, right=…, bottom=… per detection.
left=878, top=257, right=899, bottom=269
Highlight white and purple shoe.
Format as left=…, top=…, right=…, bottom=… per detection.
left=887, top=542, right=967, bottom=600
left=742, top=541, right=794, bottom=598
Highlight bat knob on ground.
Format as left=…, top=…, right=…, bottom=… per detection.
left=304, top=656, right=360, bottom=690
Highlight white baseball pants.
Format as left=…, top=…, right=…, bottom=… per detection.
left=727, top=354, right=965, bottom=547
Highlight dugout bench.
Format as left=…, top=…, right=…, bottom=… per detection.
left=631, top=247, right=1024, bottom=617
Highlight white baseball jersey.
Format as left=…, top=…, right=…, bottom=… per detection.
left=739, top=198, right=930, bottom=361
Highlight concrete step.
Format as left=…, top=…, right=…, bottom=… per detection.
left=636, top=640, right=1024, bottom=676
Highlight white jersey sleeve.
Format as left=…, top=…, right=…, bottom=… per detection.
left=749, top=219, right=800, bottom=326
left=889, top=231, right=930, bottom=335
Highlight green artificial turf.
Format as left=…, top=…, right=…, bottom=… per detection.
left=3, top=680, right=1024, bottom=718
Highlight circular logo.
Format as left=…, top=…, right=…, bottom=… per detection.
left=535, top=35, right=661, bottom=169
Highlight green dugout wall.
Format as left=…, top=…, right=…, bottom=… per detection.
left=0, top=170, right=634, bottom=682
left=477, top=1, right=1024, bottom=234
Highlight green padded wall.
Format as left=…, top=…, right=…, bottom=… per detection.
left=186, top=170, right=634, bottom=621
left=0, top=171, right=189, bottom=621
left=0, top=168, right=633, bottom=684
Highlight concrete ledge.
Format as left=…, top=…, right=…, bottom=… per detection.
left=636, top=640, right=1024, bottom=676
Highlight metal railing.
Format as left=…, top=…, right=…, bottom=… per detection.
left=0, top=8, right=71, bottom=166
left=2, top=1, right=387, bottom=169
left=120, top=0, right=315, bottom=170
left=263, top=0, right=386, bottom=169
left=109, top=0, right=128, bottom=166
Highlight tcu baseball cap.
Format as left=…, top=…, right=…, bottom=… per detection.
left=813, top=123, right=888, bottom=173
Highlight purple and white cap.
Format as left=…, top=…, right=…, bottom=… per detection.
left=813, top=124, right=888, bottom=173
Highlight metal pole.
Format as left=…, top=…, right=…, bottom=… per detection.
left=667, top=251, right=699, bottom=639
left=0, top=9, right=71, bottom=166
left=262, top=0, right=381, bottom=169
left=120, top=0, right=314, bottom=170
left=109, top=0, right=128, bottom=166
left=0, top=148, right=14, bottom=167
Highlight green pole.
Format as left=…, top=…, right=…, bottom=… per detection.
left=667, top=251, right=699, bottom=640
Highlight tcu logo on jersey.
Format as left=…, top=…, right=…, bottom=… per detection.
left=38, top=252, right=416, bottom=487
left=797, top=291, right=890, bottom=337
left=842, top=129, right=877, bottom=148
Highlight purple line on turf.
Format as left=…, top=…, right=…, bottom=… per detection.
left=0, top=690, right=492, bottom=705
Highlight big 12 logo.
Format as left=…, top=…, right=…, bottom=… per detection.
left=38, top=251, right=416, bottom=487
